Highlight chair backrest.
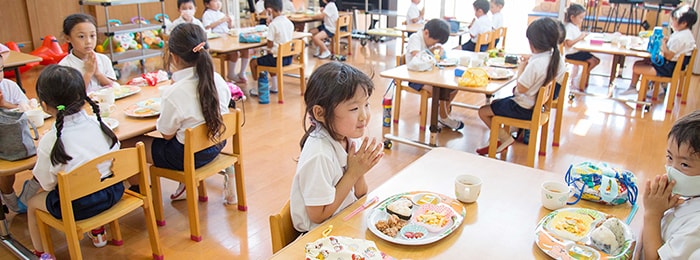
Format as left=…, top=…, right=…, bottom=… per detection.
left=396, top=55, right=405, bottom=66
left=250, top=12, right=258, bottom=25
left=56, top=142, right=148, bottom=224
left=683, top=48, right=697, bottom=77
left=488, top=27, right=507, bottom=49
left=184, top=110, right=242, bottom=171
left=552, top=72, right=569, bottom=109
left=336, top=14, right=352, bottom=35
left=276, top=39, right=305, bottom=67
left=474, top=31, right=491, bottom=53
left=269, top=201, right=300, bottom=253
left=532, top=78, right=556, bottom=124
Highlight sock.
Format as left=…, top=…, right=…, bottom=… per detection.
left=19, top=178, right=41, bottom=206
left=1, top=192, right=19, bottom=212
left=239, top=58, right=249, bottom=75
left=270, top=75, right=278, bottom=91
left=227, top=60, right=238, bottom=80
left=498, top=128, right=512, bottom=142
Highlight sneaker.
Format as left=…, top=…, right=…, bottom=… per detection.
left=475, top=137, right=515, bottom=155
left=438, top=117, right=464, bottom=131
left=270, top=85, right=278, bottom=94
left=170, top=183, right=187, bottom=201
left=313, top=47, right=320, bottom=57
left=249, top=88, right=259, bottom=97
left=619, top=88, right=638, bottom=96
left=237, top=73, right=248, bottom=83
left=317, top=50, right=331, bottom=59
left=228, top=74, right=241, bottom=83
left=89, top=226, right=107, bottom=248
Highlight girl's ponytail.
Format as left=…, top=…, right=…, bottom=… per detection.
left=86, top=97, right=118, bottom=148
left=193, top=43, right=224, bottom=141
left=50, top=105, right=72, bottom=166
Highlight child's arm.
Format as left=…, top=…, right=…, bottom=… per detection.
left=642, top=175, right=684, bottom=259
left=84, top=51, right=114, bottom=87
left=564, top=32, right=588, bottom=49
left=306, top=137, right=382, bottom=224
left=660, top=38, right=677, bottom=61
left=205, top=16, right=232, bottom=30
left=0, top=90, right=18, bottom=109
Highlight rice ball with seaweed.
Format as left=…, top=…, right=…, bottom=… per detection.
left=387, top=198, right=413, bottom=220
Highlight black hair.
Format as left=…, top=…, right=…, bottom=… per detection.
left=178, top=0, right=196, bottom=8
left=62, top=14, right=97, bottom=51
left=668, top=110, right=700, bottom=157
left=300, top=62, right=374, bottom=148
left=424, top=19, right=450, bottom=44
left=36, top=65, right=117, bottom=166
left=491, top=0, right=504, bottom=7
left=203, top=0, right=215, bottom=10
left=265, top=0, right=283, bottom=12
left=473, top=0, right=490, bottom=14
left=526, top=18, right=561, bottom=88
left=168, top=23, right=224, bottom=142
left=565, top=4, right=586, bottom=23
left=672, top=5, right=698, bottom=30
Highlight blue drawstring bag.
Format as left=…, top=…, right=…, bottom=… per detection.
left=239, top=33, right=261, bottom=43
left=647, top=27, right=665, bottom=67
left=565, top=162, right=638, bottom=206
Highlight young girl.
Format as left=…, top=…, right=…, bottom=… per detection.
left=202, top=0, right=250, bottom=83
left=27, top=65, right=122, bottom=255
left=290, top=62, right=383, bottom=232
left=58, top=14, right=117, bottom=93
left=621, top=6, right=697, bottom=96
left=167, top=0, right=206, bottom=35
left=476, top=17, right=565, bottom=155
left=309, top=0, right=339, bottom=59
left=563, top=4, right=599, bottom=92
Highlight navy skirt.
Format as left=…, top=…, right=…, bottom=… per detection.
left=151, top=137, right=226, bottom=171
left=46, top=182, right=124, bottom=220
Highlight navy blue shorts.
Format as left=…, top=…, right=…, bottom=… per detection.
left=653, top=56, right=690, bottom=77
left=317, top=24, right=335, bottom=38
left=46, top=182, right=124, bottom=220
left=490, top=96, right=534, bottom=120
left=565, top=51, right=596, bottom=61
left=151, top=137, right=226, bottom=171
left=462, top=40, right=488, bottom=52
left=257, top=54, right=293, bottom=67
left=553, top=82, right=562, bottom=100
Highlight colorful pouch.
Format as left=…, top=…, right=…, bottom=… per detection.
left=565, top=162, right=638, bottom=206
left=305, top=236, right=384, bottom=260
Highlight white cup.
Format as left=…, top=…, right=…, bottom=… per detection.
left=98, top=103, right=117, bottom=118
left=454, top=174, right=482, bottom=203
left=541, top=181, right=571, bottom=210
left=459, top=56, right=471, bottom=67
left=25, top=109, right=44, bottom=128
left=94, top=88, right=115, bottom=104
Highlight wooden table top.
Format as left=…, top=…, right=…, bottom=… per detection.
left=395, top=23, right=468, bottom=37
left=287, top=11, right=353, bottom=23
left=380, top=51, right=516, bottom=95
left=0, top=85, right=160, bottom=176
left=4, top=51, right=42, bottom=68
left=208, top=31, right=312, bottom=54
left=574, top=39, right=650, bottom=58
left=271, top=147, right=641, bottom=259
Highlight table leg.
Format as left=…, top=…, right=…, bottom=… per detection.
left=428, top=87, right=441, bottom=146
left=0, top=200, right=36, bottom=260
left=13, top=68, right=26, bottom=93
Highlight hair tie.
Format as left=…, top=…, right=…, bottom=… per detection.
left=57, top=105, right=65, bottom=111
left=192, top=42, right=206, bottom=53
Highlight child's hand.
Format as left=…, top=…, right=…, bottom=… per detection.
left=84, top=51, right=98, bottom=76
left=643, top=174, right=684, bottom=218
left=346, top=137, right=383, bottom=178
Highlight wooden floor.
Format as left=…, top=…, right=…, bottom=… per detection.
left=2, top=34, right=699, bottom=259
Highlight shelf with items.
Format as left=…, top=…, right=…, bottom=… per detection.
left=79, top=0, right=162, bottom=7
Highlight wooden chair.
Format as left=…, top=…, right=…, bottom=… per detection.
left=488, top=78, right=556, bottom=167
left=269, top=201, right=300, bottom=254
left=473, top=31, right=491, bottom=53
left=331, top=14, right=353, bottom=56
left=488, top=27, right=507, bottom=50
left=565, top=58, right=589, bottom=92
left=680, top=49, right=698, bottom=105
left=393, top=55, right=430, bottom=130
left=639, top=48, right=697, bottom=113
left=150, top=110, right=246, bottom=242
left=551, top=72, right=570, bottom=147
left=257, top=39, right=306, bottom=104
left=35, top=143, right=163, bottom=260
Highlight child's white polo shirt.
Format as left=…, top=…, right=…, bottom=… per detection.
left=659, top=197, right=700, bottom=259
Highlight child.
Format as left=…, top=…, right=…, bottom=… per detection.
left=0, top=54, right=30, bottom=214
left=127, top=23, right=231, bottom=201
left=405, top=19, right=463, bottom=130
left=476, top=17, right=564, bottom=155
left=462, top=0, right=492, bottom=52
left=0, top=43, right=9, bottom=60
left=642, top=110, right=700, bottom=259
left=167, top=0, right=206, bottom=35
left=283, top=0, right=296, bottom=14
left=249, top=0, right=294, bottom=95
left=309, top=0, right=339, bottom=59
left=406, top=0, right=424, bottom=25
left=27, top=65, right=122, bottom=255
left=290, top=62, right=383, bottom=232
left=490, top=0, right=504, bottom=47
left=621, top=6, right=697, bottom=96
left=202, top=0, right=250, bottom=83
left=58, top=14, right=117, bottom=93
left=563, top=4, right=600, bottom=92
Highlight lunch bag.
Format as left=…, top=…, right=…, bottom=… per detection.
left=406, top=50, right=436, bottom=72
left=0, top=109, right=39, bottom=161
left=565, top=162, right=638, bottom=206
left=305, top=236, right=383, bottom=260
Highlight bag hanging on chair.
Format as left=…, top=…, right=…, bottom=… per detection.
left=565, top=162, right=638, bottom=206
left=0, top=109, right=39, bottom=161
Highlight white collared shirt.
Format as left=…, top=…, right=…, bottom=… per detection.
left=514, top=51, right=566, bottom=109
left=658, top=197, right=700, bottom=259
left=58, top=51, right=116, bottom=93
left=322, top=2, right=339, bottom=32
left=0, top=79, right=28, bottom=106
left=267, top=15, right=294, bottom=57
left=469, top=15, right=492, bottom=43
left=168, top=16, right=205, bottom=35
left=202, top=9, right=229, bottom=34
left=666, top=29, right=696, bottom=61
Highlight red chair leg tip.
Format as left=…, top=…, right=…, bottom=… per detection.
left=153, top=254, right=165, bottom=260
left=191, top=235, right=202, bottom=242
left=111, top=239, right=124, bottom=246
left=156, top=220, right=166, bottom=226
left=538, top=151, right=546, bottom=156
left=238, top=205, right=248, bottom=211
left=552, top=142, right=560, bottom=147
left=392, top=119, right=399, bottom=123
left=651, top=98, right=658, bottom=101
left=278, top=100, right=284, bottom=104
left=198, top=196, right=208, bottom=202
left=666, top=109, right=672, bottom=113
left=682, top=101, right=687, bottom=104
left=419, top=126, right=426, bottom=131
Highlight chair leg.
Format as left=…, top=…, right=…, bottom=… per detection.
left=540, top=121, right=550, bottom=156
left=109, top=221, right=123, bottom=245
left=553, top=106, right=564, bottom=147
left=418, top=92, right=428, bottom=131
left=488, top=122, right=500, bottom=159
left=299, top=67, right=306, bottom=95
left=580, top=64, right=589, bottom=91
left=142, top=195, right=164, bottom=259
left=392, top=80, right=403, bottom=125
left=527, top=127, right=540, bottom=168
left=277, top=70, right=285, bottom=104
left=638, top=77, right=649, bottom=106
left=37, top=217, right=54, bottom=255
left=185, top=176, right=202, bottom=241
left=150, top=175, right=166, bottom=226
left=666, top=82, right=678, bottom=113
left=681, top=75, right=691, bottom=104
left=65, top=224, right=83, bottom=260
left=234, top=163, right=247, bottom=211
left=652, top=82, right=661, bottom=101
left=198, top=180, right=207, bottom=202
left=346, top=36, right=352, bottom=55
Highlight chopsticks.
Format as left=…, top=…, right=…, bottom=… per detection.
left=625, top=204, right=639, bottom=225
left=343, top=196, right=379, bottom=221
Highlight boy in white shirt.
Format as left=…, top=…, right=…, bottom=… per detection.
left=283, top=0, right=296, bottom=14
left=406, top=0, right=424, bottom=25
left=249, top=0, right=295, bottom=95
left=490, top=0, right=504, bottom=47
left=462, top=0, right=492, bottom=52
left=309, top=0, right=339, bottom=59
left=167, top=0, right=206, bottom=35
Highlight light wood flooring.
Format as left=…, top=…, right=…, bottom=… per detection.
left=2, top=34, right=699, bottom=259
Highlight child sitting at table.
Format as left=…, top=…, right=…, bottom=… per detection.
left=620, top=5, right=697, bottom=96
left=290, top=62, right=383, bottom=232
left=202, top=0, right=251, bottom=83
left=490, top=0, right=504, bottom=47
left=309, top=0, right=339, bottom=59
left=249, top=0, right=294, bottom=95
left=58, top=14, right=117, bottom=93
left=476, top=17, right=564, bottom=155
left=563, top=4, right=599, bottom=92
left=406, top=0, right=424, bottom=25
left=26, top=65, right=122, bottom=255
left=462, top=0, right=492, bottom=52
left=642, top=110, right=700, bottom=259
left=0, top=43, right=9, bottom=60
left=405, top=19, right=464, bottom=130
left=167, top=0, right=206, bottom=35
